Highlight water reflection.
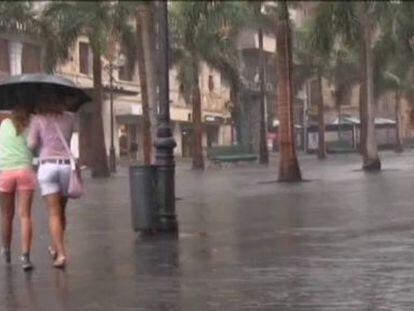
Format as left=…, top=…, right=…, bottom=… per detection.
left=23, top=272, right=40, bottom=311
left=133, top=235, right=181, bottom=310
left=3, top=267, right=18, bottom=311
left=134, top=235, right=180, bottom=276
left=53, top=270, right=69, bottom=311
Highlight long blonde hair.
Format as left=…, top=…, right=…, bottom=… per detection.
left=11, top=105, right=30, bottom=135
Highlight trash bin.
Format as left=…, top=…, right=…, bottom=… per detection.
left=129, top=165, right=158, bottom=232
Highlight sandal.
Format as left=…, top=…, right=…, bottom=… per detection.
left=48, top=246, right=57, bottom=260
left=53, top=256, right=66, bottom=269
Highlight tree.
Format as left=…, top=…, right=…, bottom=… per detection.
left=294, top=27, right=327, bottom=159
left=170, top=2, right=246, bottom=170
left=373, top=2, right=414, bottom=153
left=328, top=47, right=359, bottom=142
left=311, top=1, right=392, bottom=171
left=42, top=1, right=136, bottom=177
left=276, top=1, right=302, bottom=182
left=135, top=3, right=157, bottom=165
left=251, top=1, right=270, bottom=165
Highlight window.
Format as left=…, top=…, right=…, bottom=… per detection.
left=0, top=39, right=9, bottom=75
left=221, top=77, right=229, bottom=89
left=9, top=41, right=23, bottom=75
left=79, top=42, right=91, bottom=75
left=118, top=52, right=133, bottom=81
left=118, top=64, right=133, bottom=81
left=208, top=75, right=215, bottom=92
left=22, top=43, right=41, bottom=73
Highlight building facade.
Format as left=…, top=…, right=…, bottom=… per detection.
left=0, top=28, right=233, bottom=161
left=225, top=0, right=414, bottom=152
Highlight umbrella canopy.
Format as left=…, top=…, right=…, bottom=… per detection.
left=0, top=73, right=92, bottom=112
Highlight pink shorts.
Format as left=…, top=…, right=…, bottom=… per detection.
left=0, top=168, right=36, bottom=193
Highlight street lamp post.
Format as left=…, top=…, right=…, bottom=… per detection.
left=154, top=1, right=178, bottom=233
left=108, top=61, right=116, bottom=173
left=258, top=27, right=269, bottom=164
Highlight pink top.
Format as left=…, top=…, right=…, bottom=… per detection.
left=27, top=112, right=75, bottom=159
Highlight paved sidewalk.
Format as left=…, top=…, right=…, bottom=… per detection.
left=2, top=151, right=414, bottom=310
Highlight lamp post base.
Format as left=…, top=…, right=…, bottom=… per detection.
left=155, top=164, right=178, bottom=234
left=109, top=146, right=117, bottom=173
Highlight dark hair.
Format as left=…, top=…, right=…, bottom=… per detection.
left=34, top=85, right=65, bottom=115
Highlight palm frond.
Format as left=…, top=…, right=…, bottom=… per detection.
left=170, top=1, right=244, bottom=97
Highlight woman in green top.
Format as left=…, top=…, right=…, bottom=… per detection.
left=0, top=105, right=36, bottom=271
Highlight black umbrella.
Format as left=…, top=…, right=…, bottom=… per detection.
left=0, top=73, right=92, bottom=112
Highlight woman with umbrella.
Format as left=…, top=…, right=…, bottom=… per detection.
left=28, top=88, right=79, bottom=269
left=0, top=96, right=36, bottom=271
left=0, top=74, right=90, bottom=269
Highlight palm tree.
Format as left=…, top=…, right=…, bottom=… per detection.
left=294, top=27, right=326, bottom=159
left=311, top=2, right=392, bottom=171
left=373, top=2, right=414, bottom=153
left=329, top=47, right=359, bottom=142
left=135, top=2, right=157, bottom=165
left=276, top=1, right=302, bottom=182
left=170, top=2, right=246, bottom=170
left=42, top=1, right=136, bottom=178
left=251, top=1, right=270, bottom=165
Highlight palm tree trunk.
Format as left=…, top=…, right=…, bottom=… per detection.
left=358, top=3, right=381, bottom=171
left=258, top=28, right=269, bottom=164
left=358, top=65, right=367, bottom=153
left=276, top=1, right=302, bottom=182
left=136, top=5, right=153, bottom=165
left=145, top=5, right=158, bottom=164
left=395, top=90, right=403, bottom=153
left=337, top=102, right=342, bottom=141
left=230, top=85, right=240, bottom=145
left=91, top=50, right=110, bottom=178
left=316, top=69, right=326, bottom=159
left=79, top=110, right=92, bottom=166
left=191, top=57, right=204, bottom=170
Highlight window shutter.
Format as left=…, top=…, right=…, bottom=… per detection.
left=22, top=43, right=41, bottom=73
left=0, top=39, right=9, bottom=75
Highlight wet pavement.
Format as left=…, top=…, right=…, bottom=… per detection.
left=3, top=151, right=414, bottom=310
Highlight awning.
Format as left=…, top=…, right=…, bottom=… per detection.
left=82, top=86, right=138, bottom=98
left=204, top=115, right=224, bottom=124
left=331, top=116, right=396, bottom=125
left=272, top=119, right=302, bottom=128
left=115, top=114, right=140, bottom=125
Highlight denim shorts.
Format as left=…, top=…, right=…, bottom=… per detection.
left=37, top=162, right=71, bottom=196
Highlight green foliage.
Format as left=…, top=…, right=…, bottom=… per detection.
left=170, top=1, right=248, bottom=101
left=310, top=1, right=414, bottom=106
left=0, top=1, right=60, bottom=73
left=0, top=1, right=38, bottom=34
left=373, top=1, right=414, bottom=100
left=310, top=1, right=359, bottom=57
left=42, top=1, right=136, bottom=72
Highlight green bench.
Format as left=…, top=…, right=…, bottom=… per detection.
left=207, top=145, right=258, bottom=166
left=326, top=140, right=355, bottom=153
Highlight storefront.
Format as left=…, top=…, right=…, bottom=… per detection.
left=204, top=115, right=224, bottom=147
left=115, top=114, right=140, bottom=160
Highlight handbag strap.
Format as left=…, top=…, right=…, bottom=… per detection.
left=53, top=121, right=75, bottom=164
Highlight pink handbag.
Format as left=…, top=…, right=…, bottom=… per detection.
left=54, top=122, right=84, bottom=199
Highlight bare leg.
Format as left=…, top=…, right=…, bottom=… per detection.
left=60, top=197, right=68, bottom=232
left=17, top=190, right=34, bottom=254
left=44, top=194, right=66, bottom=262
left=1, top=192, right=15, bottom=251
left=49, top=197, right=68, bottom=257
